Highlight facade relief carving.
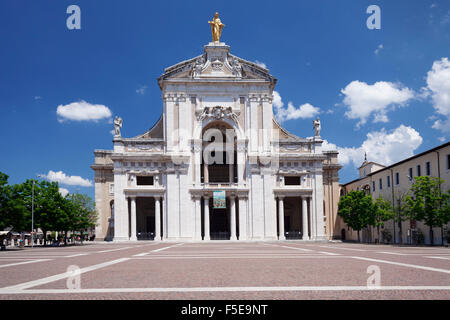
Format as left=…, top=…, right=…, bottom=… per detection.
left=197, top=106, right=239, bottom=124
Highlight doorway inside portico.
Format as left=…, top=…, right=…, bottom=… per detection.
left=284, top=197, right=302, bottom=239
left=136, top=198, right=155, bottom=240
left=201, top=196, right=231, bottom=240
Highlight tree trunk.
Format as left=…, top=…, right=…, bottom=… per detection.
left=42, top=230, right=47, bottom=246
left=377, top=226, right=380, bottom=244
left=430, top=226, right=434, bottom=246
left=357, top=230, right=360, bottom=243
left=441, top=226, right=444, bottom=246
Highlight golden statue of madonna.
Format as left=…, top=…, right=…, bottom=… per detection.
left=208, top=12, right=225, bottom=43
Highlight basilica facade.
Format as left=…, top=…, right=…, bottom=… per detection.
left=92, top=36, right=342, bottom=242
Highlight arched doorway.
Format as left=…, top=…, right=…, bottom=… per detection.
left=201, top=121, right=237, bottom=184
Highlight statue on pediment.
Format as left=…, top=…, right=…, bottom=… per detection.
left=313, top=118, right=321, bottom=137
left=114, top=116, right=123, bottom=137
left=208, top=12, right=225, bottom=43
left=193, top=56, right=205, bottom=77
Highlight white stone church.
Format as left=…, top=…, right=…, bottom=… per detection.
left=92, top=32, right=342, bottom=242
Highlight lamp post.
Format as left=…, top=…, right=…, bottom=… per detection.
left=31, top=174, right=45, bottom=248
left=31, top=180, right=34, bottom=248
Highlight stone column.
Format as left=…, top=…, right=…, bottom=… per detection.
left=154, top=197, right=161, bottom=241
left=309, top=195, right=316, bottom=240
left=193, top=140, right=202, bottom=186
left=130, top=197, right=137, bottom=241
left=278, top=196, right=285, bottom=240
left=302, top=197, right=309, bottom=240
left=238, top=197, right=248, bottom=240
left=204, top=164, right=209, bottom=184
left=230, top=196, right=237, bottom=240
left=237, top=140, right=246, bottom=186
left=195, top=197, right=202, bottom=240
left=162, top=197, right=167, bottom=240
left=229, top=163, right=234, bottom=183
left=204, top=197, right=210, bottom=240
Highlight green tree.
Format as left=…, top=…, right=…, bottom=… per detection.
left=372, top=196, right=395, bottom=243
left=67, top=193, right=97, bottom=238
left=19, top=179, right=69, bottom=245
left=392, top=191, right=410, bottom=244
left=338, top=190, right=375, bottom=242
left=0, top=172, right=11, bottom=230
left=404, top=176, right=450, bottom=245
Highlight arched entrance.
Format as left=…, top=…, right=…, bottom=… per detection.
left=201, top=121, right=237, bottom=184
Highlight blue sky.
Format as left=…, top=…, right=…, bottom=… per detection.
left=0, top=0, right=449, bottom=198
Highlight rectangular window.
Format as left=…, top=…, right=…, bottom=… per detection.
left=408, top=168, right=413, bottom=180
left=285, top=176, right=301, bottom=185
left=426, top=162, right=431, bottom=176
left=447, top=154, right=450, bottom=170
left=372, top=181, right=375, bottom=192
left=136, top=176, right=154, bottom=186
left=109, top=183, right=114, bottom=195
left=387, top=176, right=390, bottom=188
left=379, top=178, right=382, bottom=190
left=395, top=172, right=400, bottom=185
left=417, top=165, right=421, bottom=177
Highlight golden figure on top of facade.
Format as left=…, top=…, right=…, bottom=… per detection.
left=208, top=12, right=225, bottom=43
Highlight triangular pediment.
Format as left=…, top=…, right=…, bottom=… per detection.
left=158, top=42, right=277, bottom=87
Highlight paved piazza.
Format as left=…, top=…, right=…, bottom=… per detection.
left=0, top=242, right=449, bottom=300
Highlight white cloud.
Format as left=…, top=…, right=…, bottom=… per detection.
left=432, top=118, right=450, bottom=133
left=254, top=60, right=267, bottom=69
left=109, top=129, right=115, bottom=135
left=273, top=91, right=284, bottom=109
left=34, top=96, right=41, bottom=100
left=374, top=44, right=383, bottom=55
left=59, top=188, right=69, bottom=197
left=426, top=57, right=450, bottom=117
left=273, top=91, right=320, bottom=122
left=341, top=81, right=415, bottom=126
left=56, top=101, right=112, bottom=122
left=424, top=57, right=450, bottom=136
left=136, top=85, right=148, bottom=95
left=42, top=170, right=92, bottom=187
left=323, top=125, right=423, bottom=168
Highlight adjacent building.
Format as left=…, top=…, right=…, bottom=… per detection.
left=341, top=142, right=450, bottom=244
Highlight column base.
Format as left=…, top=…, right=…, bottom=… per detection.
left=129, top=236, right=137, bottom=241
left=278, top=236, right=286, bottom=241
